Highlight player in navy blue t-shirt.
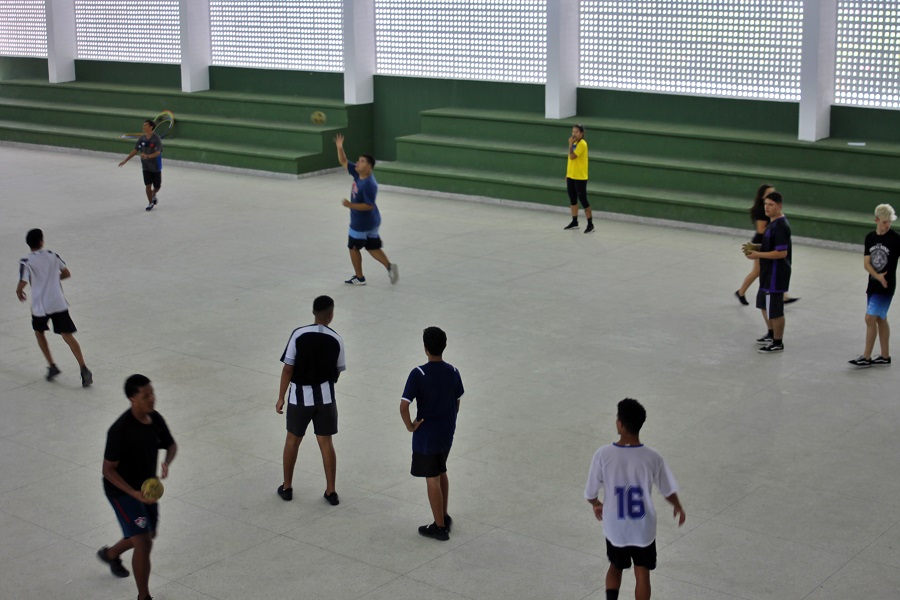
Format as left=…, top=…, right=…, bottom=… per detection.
left=400, top=327, right=464, bottom=541
left=335, top=134, right=398, bottom=286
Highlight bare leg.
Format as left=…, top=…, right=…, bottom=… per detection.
left=585, top=206, right=593, bottom=220
left=316, top=435, right=336, bottom=495
left=771, top=316, right=785, bottom=340
left=349, top=248, right=364, bottom=278
left=34, top=331, right=54, bottom=365
left=877, top=317, right=890, bottom=358
left=282, top=432, right=302, bottom=490
left=425, top=476, right=445, bottom=527
left=106, top=536, right=134, bottom=559
left=367, top=248, right=391, bottom=269
left=60, top=333, right=86, bottom=368
left=760, top=309, right=771, bottom=332
left=634, top=566, right=651, bottom=600
left=131, top=533, right=152, bottom=599
left=570, top=204, right=578, bottom=218
left=863, top=314, right=878, bottom=358
left=144, top=184, right=154, bottom=205
left=439, top=472, right=449, bottom=517
left=606, top=564, right=623, bottom=596
left=739, top=259, right=760, bottom=296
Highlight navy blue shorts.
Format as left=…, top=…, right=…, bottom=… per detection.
left=108, top=494, right=158, bottom=539
left=411, top=451, right=449, bottom=478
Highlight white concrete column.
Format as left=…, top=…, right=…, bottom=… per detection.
left=545, top=0, right=579, bottom=119
left=798, top=0, right=837, bottom=141
left=45, top=0, right=76, bottom=83
left=343, top=0, right=375, bottom=104
left=180, top=0, right=210, bottom=92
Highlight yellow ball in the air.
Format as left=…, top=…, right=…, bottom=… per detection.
left=311, top=111, right=327, bottom=125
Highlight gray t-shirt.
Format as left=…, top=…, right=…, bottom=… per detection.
left=135, top=133, right=163, bottom=173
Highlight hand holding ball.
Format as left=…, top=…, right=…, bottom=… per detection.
left=742, top=243, right=760, bottom=256
left=141, top=477, right=164, bottom=502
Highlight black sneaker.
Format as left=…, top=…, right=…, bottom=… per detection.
left=418, top=522, right=449, bottom=541
left=755, top=335, right=773, bottom=345
left=46, top=364, right=61, bottom=381
left=443, top=515, right=453, bottom=533
left=848, top=356, right=872, bottom=368
left=97, top=546, right=130, bottom=578
left=345, top=275, right=366, bottom=285
left=145, top=202, right=154, bottom=211
left=277, top=484, right=292, bottom=501
left=758, top=343, right=784, bottom=354
left=584, top=222, right=595, bottom=234
left=81, top=366, right=93, bottom=387
left=871, top=355, right=892, bottom=366
left=734, top=291, right=749, bottom=306
left=563, top=220, right=579, bottom=230
left=324, top=491, right=339, bottom=506
left=784, top=297, right=799, bottom=304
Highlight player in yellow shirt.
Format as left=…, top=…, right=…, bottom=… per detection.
left=564, top=124, right=593, bottom=233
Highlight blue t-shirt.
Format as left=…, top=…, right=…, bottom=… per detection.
left=347, top=162, right=380, bottom=232
left=402, top=361, right=464, bottom=455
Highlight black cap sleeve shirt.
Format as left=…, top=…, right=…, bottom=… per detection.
left=103, top=410, right=175, bottom=498
left=865, top=229, right=900, bottom=296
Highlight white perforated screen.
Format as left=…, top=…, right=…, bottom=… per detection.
left=210, top=1, right=342, bottom=71
left=834, top=1, right=900, bottom=109
left=75, top=0, right=180, bottom=64
left=0, top=0, right=47, bottom=58
left=375, top=0, right=547, bottom=83
left=580, top=0, right=803, bottom=101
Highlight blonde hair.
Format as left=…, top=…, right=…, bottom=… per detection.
left=875, top=204, right=897, bottom=222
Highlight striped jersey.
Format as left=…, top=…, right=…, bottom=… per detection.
left=280, top=324, right=346, bottom=407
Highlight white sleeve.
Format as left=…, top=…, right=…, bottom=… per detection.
left=584, top=448, right=604, bottom=500
left=281, top=333, right=297, bottom=366
left=336, top=336, right=346, bottom=372
left=656, top=456, right=679, bottom=497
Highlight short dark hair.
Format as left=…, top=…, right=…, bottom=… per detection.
left=361, top=154, right=376, bottom=168
left=765, top=191, right=784, bottom=204
left=573, top=123, right=585, bottom=134
left=144, top=119, right=156, bottom=130
left=617, top=398, right=646, bottom=435
left=124, top=374, right=151, bottom=399
left=313, top=295, right=334, bottom=315
left=423, top=326, right=447, bottom=356
left=26, top=228, right=43, bottom=249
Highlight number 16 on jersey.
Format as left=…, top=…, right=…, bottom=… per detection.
left=614, top=486, right=646, bottom=519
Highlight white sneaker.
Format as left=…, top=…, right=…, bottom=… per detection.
left=388, top=263, right=399, bottom=285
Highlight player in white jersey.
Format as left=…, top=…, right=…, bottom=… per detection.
left=16, top=229, right=92, bottom=386
left=585, top=398, right=685, bottom=600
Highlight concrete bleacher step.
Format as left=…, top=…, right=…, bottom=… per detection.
left=376, top=162, right=870, bottom=244
left=394, top=133, right=900, bottom=211
left=418, top=108, right=900, bottom=180
left=0, top=120, right=321, bottom=174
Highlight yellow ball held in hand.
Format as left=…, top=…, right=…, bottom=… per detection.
left=141, top=477, right=165, bottom=501
left=311, top=111, right=327, bottom=125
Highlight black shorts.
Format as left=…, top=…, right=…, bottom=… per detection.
left=142, top=170, right=162, bottom=189
left=566, top=178, right=589, bottom=208
left=606, top=539, right=657, bottom=570
left=286, top=401, right=338, bottom=437
left=347, top=235, right=383, bottom=250
left=411, top=451, right=449, bottom=478
left=756, top=290, right=785, bottom=319
left=32, top=310, right=77, bottom=334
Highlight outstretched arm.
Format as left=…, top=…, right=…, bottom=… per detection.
left=118, top=149, right=138, bottom=167
left=335, top=134, right=348, bottom=167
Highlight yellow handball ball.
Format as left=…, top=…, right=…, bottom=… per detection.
left=311, top=111, right=327, bottom=125
left=141, top=477, right=165, bottom=501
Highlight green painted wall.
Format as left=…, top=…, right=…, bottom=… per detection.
left=0, top=57, right=48, bottom=80
left=831, top=106, right=900, bottom=143
left=75, top=60, right=181, bottom=88
left=373, top=76, right=544, bottom=160
left=209, top=66, right=343, bottom=99
left=576, top=88, right=798, bottom=134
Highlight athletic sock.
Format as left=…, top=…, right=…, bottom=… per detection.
left=587, top=218, right=593, bottom=225
left=606, top=590, right=619, bottom=600
left=773, top=338, right=782, bottom=346
left=767, top=329, right=774, bottom=338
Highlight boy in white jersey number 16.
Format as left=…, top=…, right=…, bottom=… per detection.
left=585, top=398, right=685, bottom=600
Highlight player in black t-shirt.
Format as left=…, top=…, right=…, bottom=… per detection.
left=849, top=204, right=900, bottom=368
left=98, top=374, right=177, bottom=600
left=276, top=296, right=346, bottom=505
left=118, top=119, right=163, bottom=211
left=746, top=192, right=791, bottom=353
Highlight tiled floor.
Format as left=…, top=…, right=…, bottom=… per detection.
left=1, top=145, right=898, bottom=600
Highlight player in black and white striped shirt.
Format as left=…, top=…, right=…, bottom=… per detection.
left=275, top=296, right=346, bottom=505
